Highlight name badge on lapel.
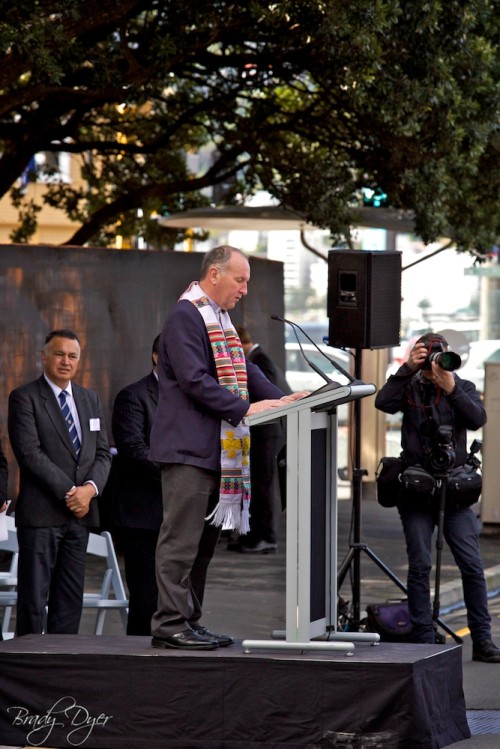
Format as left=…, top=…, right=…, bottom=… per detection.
left=89, top=418, right=101, bottom=431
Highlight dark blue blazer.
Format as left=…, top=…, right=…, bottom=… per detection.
left=8, top=376, right=111, bottom=528
left=112, top=372, right=163, bottom=531
left=149, top=300, right=284, bottom=470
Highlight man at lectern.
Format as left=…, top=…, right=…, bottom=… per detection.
left=376, top=332, right=500, bottom=663
left=149, top=245, right=306, bottom=650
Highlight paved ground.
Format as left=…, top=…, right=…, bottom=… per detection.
left=2, top=484, right=500, bottom=748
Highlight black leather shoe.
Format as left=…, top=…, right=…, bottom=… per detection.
left=472, top=639, right=500, bottom=663
left=151, top=628, right=219, bottom=650
left=191, top=623, right=234, bottom=647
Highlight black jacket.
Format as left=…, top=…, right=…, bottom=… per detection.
left=8, top=376, right=111, bottom=528
left=375, top=363, right=486, bottom=469
left=112, top=372, right=163, bottom=531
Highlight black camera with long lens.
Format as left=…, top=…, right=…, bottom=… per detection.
left=422, top=340, right=462, bottom=372
left=428, top=425, right=455, bottom=474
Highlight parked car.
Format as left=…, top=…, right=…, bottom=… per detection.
left=285, top=342, right=352, bottom=390
left=285, top=342, right=353, bottom=425
left=458, top=339, right=500, bottom=396
left=284, top=320, right=329, bottom=346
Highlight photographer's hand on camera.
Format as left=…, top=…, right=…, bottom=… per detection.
left=423, top=362, right=456, bottom=395
left=408, top=341, right=428, bottom=370
left=407, top=340, right=455, bottom=392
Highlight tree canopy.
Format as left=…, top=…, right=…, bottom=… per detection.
left=0, top=0, right=499, bottom=253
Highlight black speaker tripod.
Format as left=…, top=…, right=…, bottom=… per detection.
left=334, top=348, right=462, bottom=644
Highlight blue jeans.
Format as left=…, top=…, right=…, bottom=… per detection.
left=398, top=501, right=491, bottom=644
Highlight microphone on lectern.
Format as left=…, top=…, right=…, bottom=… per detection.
left=272, top=314, right=333, bottom=385
left=271, top=314, right=355, bottom=384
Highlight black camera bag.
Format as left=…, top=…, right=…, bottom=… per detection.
left=447, top=464, right=482, bottom=508
left=375, top=457, right=405, bottom=508
left=401, top=465, right=436, bottom=498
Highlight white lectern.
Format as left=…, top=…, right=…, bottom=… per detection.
left=242, top=381, right=377, bottom=653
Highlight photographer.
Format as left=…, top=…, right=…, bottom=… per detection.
left=375, top=332, right=500, bottom=662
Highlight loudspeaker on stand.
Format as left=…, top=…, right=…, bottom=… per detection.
left=327, top=249, right=402, bottom=349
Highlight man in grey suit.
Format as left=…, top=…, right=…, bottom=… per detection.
left=8, top=329, right=111, bottom=636
left=112, top=334, right=162, bottom=635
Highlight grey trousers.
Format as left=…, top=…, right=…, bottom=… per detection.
left=151, top=463, right=221, bottom=638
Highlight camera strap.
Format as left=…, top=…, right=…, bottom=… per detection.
left=419, top=381, right=444, bottom=455
left=406, top=372, right=442, bottom=410
left=423, top=379, right=439, bottom=410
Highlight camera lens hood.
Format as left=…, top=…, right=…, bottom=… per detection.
left=428, top=351, right=462, bottom=372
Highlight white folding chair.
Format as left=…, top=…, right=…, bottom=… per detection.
left=0, top=522, right=129, bottom=637
left=83, top=530, right=129, bottom=635
left=0, top=515, right=19, bottom=638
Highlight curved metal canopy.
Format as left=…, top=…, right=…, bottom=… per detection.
left=158, top=204, right=415, bottom=233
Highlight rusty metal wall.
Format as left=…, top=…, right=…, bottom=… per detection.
left=0, top=245, right=286, bottom=499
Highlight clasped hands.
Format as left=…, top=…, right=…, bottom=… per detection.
left=64, top=483, right=96, bottom=519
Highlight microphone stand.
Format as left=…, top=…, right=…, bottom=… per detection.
left=271, top=314, right=355, bottom=385
left=337, top=348, right=378, bottom=629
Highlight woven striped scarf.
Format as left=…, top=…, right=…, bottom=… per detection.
left=180, top=282, right=251, bottom=533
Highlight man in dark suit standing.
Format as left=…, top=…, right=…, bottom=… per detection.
left=8, top=329, right=111, bottom=636
left=112, top=334, right=162, bottom=635
left=230, top=325, right=292, bottom=553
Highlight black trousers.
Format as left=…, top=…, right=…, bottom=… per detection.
left=119, top=527, right=160, bottom=636
left=245, top=429, right=281, bottom=546
left=16, top=519, right=89, bottom=635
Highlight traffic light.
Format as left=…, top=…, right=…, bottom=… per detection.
left=362, top=187, right=388, bottom=208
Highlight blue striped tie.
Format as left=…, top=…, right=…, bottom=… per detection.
left=58, top=390, right=81, bottom=454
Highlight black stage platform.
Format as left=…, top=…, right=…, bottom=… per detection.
left=0, top=635, right=470, bottom=749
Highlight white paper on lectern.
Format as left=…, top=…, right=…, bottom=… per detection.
left=0, top=510, right=7, bottom=542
